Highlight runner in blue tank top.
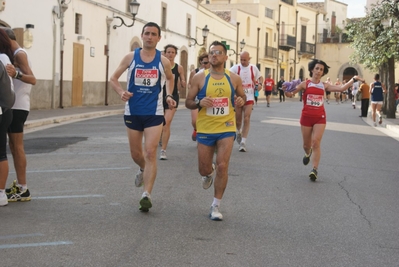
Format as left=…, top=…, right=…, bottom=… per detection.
left=370, top=73, right=386, bottom=126
left=110, top=22, right=176, bottom=213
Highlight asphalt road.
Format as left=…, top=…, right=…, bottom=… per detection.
left=1, top=99, right=399, bottom=267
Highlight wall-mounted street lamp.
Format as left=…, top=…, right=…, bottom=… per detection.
left=113, top=0, right=140, bottom=29
left=228, top=39, right=246, bottom=56
left=189, top=25, right=210, bottom=47
left=290, top=52, right=302, bottom=64
left=239, top=39, right=246, bottom=51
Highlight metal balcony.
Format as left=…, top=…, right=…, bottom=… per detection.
left=298, top=42, right=315, bottom=55
left=279, top=34, right=296, bottom=51
left=264, top=46, right=278, bottom=59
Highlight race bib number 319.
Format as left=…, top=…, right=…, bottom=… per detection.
left=206, top=97, right=230, bottom=116
left=135, top=69, right=158, bottom=87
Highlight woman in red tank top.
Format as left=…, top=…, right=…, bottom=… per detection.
left=284, top=59, right=363, bottom=182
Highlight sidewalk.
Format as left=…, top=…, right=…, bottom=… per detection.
left=25, top=105, right=125, bottom=129
left=25, top=101, right=399, bottom=136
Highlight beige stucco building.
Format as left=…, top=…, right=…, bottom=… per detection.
left=0, top=0, right=394, bottom=110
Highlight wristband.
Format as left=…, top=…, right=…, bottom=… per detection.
left=352, top=78, right=357, bottom=83
left=14, top=70, right=19, bottom=79
left=165, top=94, right=173, bottom=100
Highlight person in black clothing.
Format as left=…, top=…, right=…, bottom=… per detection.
left=277, top=76, right=285, bottom=102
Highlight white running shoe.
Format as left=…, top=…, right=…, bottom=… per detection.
left=135, top=169, right=144, bottom=187
left=0, top=192, right=8, bottom=207
left=159, top=150, right=167, bottom=160
left=239, top=142, right=246, bottom=152
left=202, top=163, right=215, bottom=189
left=209, top=205, right=223, bottom=221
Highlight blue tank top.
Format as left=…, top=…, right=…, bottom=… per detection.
left=371, top=81, right=383, bottom=102
left=124, top=48, right=165, bottom=116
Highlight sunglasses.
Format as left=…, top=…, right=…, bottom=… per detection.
left=209, top=50, right=224, bottom=56
left=201, top=61, right=210, bottom=65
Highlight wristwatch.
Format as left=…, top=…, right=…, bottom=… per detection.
left=195, top=98, right=201, bottom=108
left=16, top=71, right=23, bottom=80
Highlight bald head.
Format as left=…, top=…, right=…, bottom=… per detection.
left=239, top=51, right=251, bottom=67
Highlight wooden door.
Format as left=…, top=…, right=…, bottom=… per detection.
left=72, top=43, right=84, bottom=106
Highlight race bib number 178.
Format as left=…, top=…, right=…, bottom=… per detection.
left=206, top=97, right=230, bottom=116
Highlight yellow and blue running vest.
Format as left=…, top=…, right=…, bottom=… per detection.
left=196, top=69, right=236, bottom=134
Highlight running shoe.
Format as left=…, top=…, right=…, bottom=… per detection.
left=139, top=192, right=152, bottom=212
left=7, top=187, right=31, bottom=202
left=209, top=205, right=223, bottom=221
left=379, top=116, right=383, bottom=125
left=202, top=163, right=215, bottom=189
left=135, top=169, right=144, bottom=187
left=0, top=192, right=8, bottom=206
left=192, top=130, right=197, bottom=141
left=302, top=148, right=312, bottom=166
left=239, top=142, right=246, bottom=152
left=159, top=150, right=167, bottom=160
left=5, top=180, right=17, bottom=194
left=267, top=103, right=270, bottom=107
left=236, top=132, right=242, bottom=145
left=309, top=168, right=318, bottom=182
left=374, top=122, right=377, bottom=127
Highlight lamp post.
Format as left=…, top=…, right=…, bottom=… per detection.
left=239, top=39, right=246, bottom=52
left=189, top=25, right=210, bottom=47
left=113, top=0, right=140, bottom=29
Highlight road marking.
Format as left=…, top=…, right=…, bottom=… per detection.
left=0, top=241, right=73, bottom=249
left=32, top=194, right=104, bottom=200
left=0, top=233, right=45, bottom=240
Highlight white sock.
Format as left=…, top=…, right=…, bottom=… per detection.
left=212, top=198, right=221, bottom=207
left=241, top=138, right=247, bottom=144
left=0, top=189, right=5, bottom=197
left=19, top=184, right=27, bottom=191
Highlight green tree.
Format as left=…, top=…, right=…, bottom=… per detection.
left=346, top=0, right=399, bottom=118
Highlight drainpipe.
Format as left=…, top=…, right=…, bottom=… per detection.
left=256, top=27, right=260, bottom=68
left=277, top=4, right=281, bottom=81
left=315, top=13, right=319, bottom=57
left=59, top=0, right=68, bottom=109
left=52, top=16, right=57, bottom=109
left=236, top=22, right=240, bottom=64
left=294, top=10, right=298, bottom=79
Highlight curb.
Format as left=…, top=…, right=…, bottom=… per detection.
left=24, top=109, right=124, bottom=129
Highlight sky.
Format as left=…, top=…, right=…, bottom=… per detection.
left=297, top=0, right=367, bottom=18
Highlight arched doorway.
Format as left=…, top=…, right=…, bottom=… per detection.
left=299, top=68, right=305, bottom=81
left=343, top=67, right=358, bottom=83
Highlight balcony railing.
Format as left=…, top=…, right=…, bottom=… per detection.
left=279, top=34, right=296, bottom=51
left=281, top=0, right=293, bottom=5
left=299, top=42, right=315, bottom=55
left=264, top=46, right=278, bottom=59
left=317, top=33, right=350, bottom=44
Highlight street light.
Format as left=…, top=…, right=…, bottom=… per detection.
left=290, top=52, right=302, bottom=64
left=189, top=25, right=210, bottom=47
left=113, top=0, right=140, bottom=29
left=239, top=39, right=246, bottom=51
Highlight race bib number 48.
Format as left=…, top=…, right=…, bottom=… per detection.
left=206, top=97, right=230, bottom=116
left=306, top=94, right=324, bottom=107
left=135, top=69, right=158, bottom=87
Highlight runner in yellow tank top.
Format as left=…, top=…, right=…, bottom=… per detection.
left=185, top=41, right=246, bottom=221
left=196, top=69, right=236, bottom=134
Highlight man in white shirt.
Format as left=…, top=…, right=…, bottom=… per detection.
left=230, top=51, right=263, bottom=152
